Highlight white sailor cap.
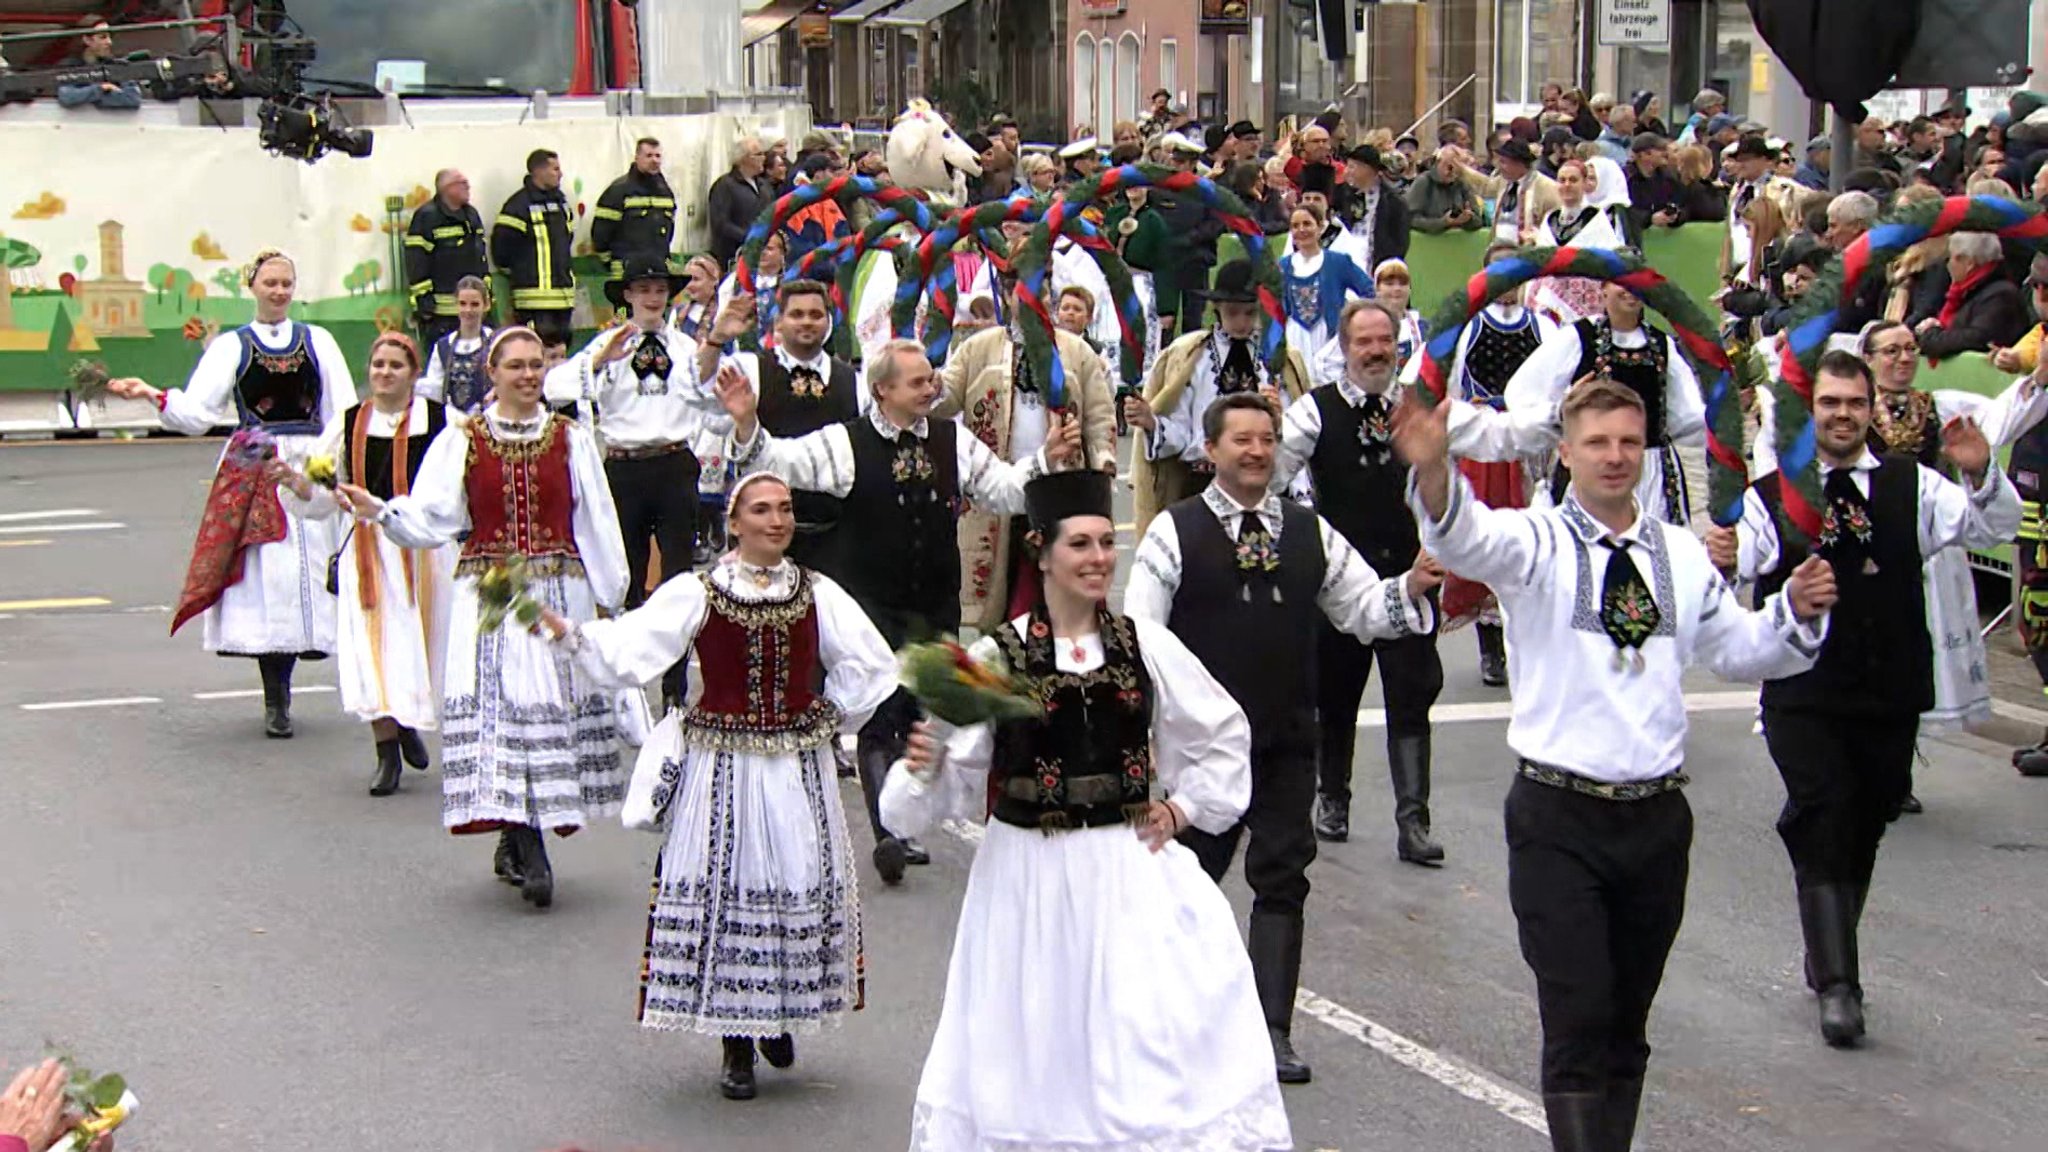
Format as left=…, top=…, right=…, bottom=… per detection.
left=1160, top=131, right=1204, bottom=155
left=1059, top=136, right=1100, bottom=160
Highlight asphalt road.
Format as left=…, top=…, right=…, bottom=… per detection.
left=3, top=438, right=2047, bottom=1152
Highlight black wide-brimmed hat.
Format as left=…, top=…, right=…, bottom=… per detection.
left=1025, top=469, right=1114, bottom=536
left=1194, top=259, right=1261, bottom=305
left=1495, top=138, right=1536, bottom=166
left=606, top=254, right=690, bottom=308
left=1344, top=144, right=1386, bottom=170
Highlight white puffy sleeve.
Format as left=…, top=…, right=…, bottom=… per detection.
left=1662, top=340, right=1706, bottom=445
left=418, top=344, right=448, bottom=403
left=813, top=575, right=901, bottom=734
left=1502, top=325, right=1585, bottom=454
left=878, top=637, right=1001, bottom=839
left=728, top=423, right=859, bottom=499
left=283, top=418, right=347, bottom=521
left=1133, top=617, right=1251, bottom=835
left=571, top=573, right=710, bottom=686
left=310, top=325, right=357, bottom=428
left=1967, top=378, right=2048, bottom=446
left=1409, top=469, right=1560, bottom=596
left=1272, top=391, right=1323, bottom=493
left=158, top=332, right=245, bottom=434
left=567, top=424, right=631, bottom=611
left=375, top=425, right=473, bottom=548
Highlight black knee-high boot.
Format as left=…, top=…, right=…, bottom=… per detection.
left=1798, top=884, right=1865, bottom=1047
left=257, top=654, right=297, bottom=738
left=1389, top=733, right=1444, bottom=865
left=720, top=1036, right=758, bottom=1100
left=1248, top=910, right=1311, bottom=1084
left=510, top=825, right=553, bottom=909
left=1476, top=623, right=1508, bottom=687
left=370, top=738, right=402, bottom=797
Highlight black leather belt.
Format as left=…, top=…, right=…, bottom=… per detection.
left=606, top=442, right=690, bottom=461
left=1517, top=758, right=1688, bottom=802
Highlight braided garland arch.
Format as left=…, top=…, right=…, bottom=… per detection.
left=1016, top=164, right=1287, bottom=410
left=1414, top=246, right=1744, bottom=526
left=1775, top=195, right=2048, bottom=547
left=733, top=175, right=938, bottom=353
left=787, top=209, right=921, bottom=360
left=889, top=198, right=1059, bottom=367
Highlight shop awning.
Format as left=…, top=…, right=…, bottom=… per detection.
left=869, top=0, right=972, bottom=29
left=831, top=0, right=907, bottom=23
left=742, top=0, right=815, bottom=47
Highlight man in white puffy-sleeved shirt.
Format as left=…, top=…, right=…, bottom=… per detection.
left=1707, top=350, right=2018, bottom=1052
left=1127, top=391, right=1441, bottom=1088
left=1395, top=375, right=1835, bottom=1152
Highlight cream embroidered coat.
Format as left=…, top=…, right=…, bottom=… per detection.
left=930, top=326, right=1118, bottom=631
left=1131, top=330, right=1311, bottom=535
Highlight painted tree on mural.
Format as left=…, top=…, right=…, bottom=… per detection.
left=341, top=260, right=383, bottom=297
left=0, top=234, right=43, bottom=331
left=212, top=268, right=244, bottom=298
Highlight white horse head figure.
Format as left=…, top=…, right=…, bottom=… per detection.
left=886, top=99, right=983, bottom=208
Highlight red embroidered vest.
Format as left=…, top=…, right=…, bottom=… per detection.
left=684, top=572, right=838, bottom=752
left=460, top=415, right=581, bottom=576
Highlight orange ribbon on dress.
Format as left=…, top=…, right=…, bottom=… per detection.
left=348, top=402, right=420, bottom=612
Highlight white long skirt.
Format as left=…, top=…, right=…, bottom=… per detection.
left=440, top=565, right=623, bottom=832
left=639, top=733, right=862, bottom=1037
left=334, top=523, right=453, bottom=730
left=1922, top=545, right=1992, bottom=731
left=201, top=432, right=339, bottom=657
left=909, top=822, right=1293, bottom=1152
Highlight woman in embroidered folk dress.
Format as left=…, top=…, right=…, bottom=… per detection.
left=1527, top=159, right=1632, bottom=326
left=881, top=471, right=1293, bottom=1152
left=537, top=472, right=897, bottom=1102
left=108, top=249, right=355, bottom=739
left=1280, top=202, right=1374, bottom=375
left=336, top=327, right=629, bottom=909
left=417, top=277, right=495, bottom=416
left=287, top=333, right=455, bottom=796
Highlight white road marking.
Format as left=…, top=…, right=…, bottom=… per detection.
left=191, top=686, right=336, bottom=701
left=930, top=817, right=1548, bottom=1135
left=21, top=696, right=162, bottom=711
left=0, top=522, right=126, bottom=535
left=0, top=508, right=101, bottom=523
left=1355, top=689, right=1759, bottom=728
left=1992, top=697, right=2048, bottom=727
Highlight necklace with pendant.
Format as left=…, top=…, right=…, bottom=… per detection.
left=1070, top=637, right=1087, bottom=663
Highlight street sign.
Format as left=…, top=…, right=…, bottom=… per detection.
left=1597, top=0, right=1670, bottom=46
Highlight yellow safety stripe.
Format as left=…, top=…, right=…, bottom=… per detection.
left=404, top=235, right=432, bottom=251
left=495, top=214, right=529, bottom=233
left=430, top=225, right=470, bottom=240
left=591, top=206, right=623, bottom=221
left=622, top=196, right=675, bottom=210
left=534, top=221, right=556, bottom=292
left=2023, top=500, right=2046, bottom=541
left=512, top=288, right=576, bottom=308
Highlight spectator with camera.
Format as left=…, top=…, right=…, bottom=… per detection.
left=56, top=21, right=141, bottom=111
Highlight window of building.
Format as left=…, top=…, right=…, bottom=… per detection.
left=1495, top=0, right=1578, bottom=113
left=1116, top=32, right=1141, bottom=133
left=1712, top=0, right=1756, bottom=120
left=290, top=0, right=577, bottom=93
left=1074, top=32, right=1097, bottom=137
left=1097, top=42, right=1117, bottom=138
left=1160, top=38, right=1179, bottom=102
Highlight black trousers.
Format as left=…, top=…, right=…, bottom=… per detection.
left=1505, top=775, right=1692, bottom=1094
left=1316, top=624, right=1444, bottom=805
left=607, top=449, right=700, bottom=703
left=515, top=307, right=573, bottom=349
left=1761, top=707, right=1917, bottom=890
left=857, top=604, right=951, bottom=842
left=1181, top=732, right=1319, bottom=919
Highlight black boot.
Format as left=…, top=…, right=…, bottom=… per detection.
left=757, top=1033, right=796, bottom=1069
left=1312, top=794, right=1349, bottom=843
left=258, top=655, right=296, bottom=738
left=858, top=743, right=908, bottom=885
left=1248, top=911, right=1311, bottom=1084
left=493, top=828, right=524, bottom=886
left=901, top=838, right=931, bottom=866
left=370, top=738, right=402, bottom=797
left=512, top=825, right=554, bottom=909
left=1476, top=623, right=1508, bottom=687
left=1389, top=734, right=1444, bottom=866
left=396, top=725, right=430, bottom=770
left=1541, top=1092, right=1607, bottom=1152
left=1897, top=791, right=1923, bottom=815
left=1798, top=883, right=1865, bottom=1047
left=1606, top=1076, right=1644, bottom=1151
left=719, top=1036, right=758, bottom=1100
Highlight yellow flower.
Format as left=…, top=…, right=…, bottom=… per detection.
left=304, top=455, right=337, bottom=488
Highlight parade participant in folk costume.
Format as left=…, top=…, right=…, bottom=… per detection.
left=1373, top=259, right=1428, bottom=375
left=1504, top=282, right=1707, bottom=525
left=285, top=333, right=453, bottom=796
left=537, top=472, right=897, bottom=1101
left=1271, top=301, right=1518, bottom=857
left=1721, top=134, right=1807, bottom=289
left=108, top=249, right=356, bottom=739
left=715, top=340, right=1084, bottom=885
left=336, top=327, right=630, bottom=911
left=929, top=263, right=1118, bottom=632
left=1411, top=241, right=1561, bottom=685
left=418, top=276, right=495, bottom=416
left=1278, top=201, right=1375, bottom=374
left=1708, top=351, right=2018, bottom=1050
left=1396, top=377, right=1833, bottom=1152
left=1282, top=161, right=1366, bottom=266
left=1129, top=393, right=1440, bottom=1084
left=694, top=281, right=864, bottom=578
left=882, top=469, right=1295, bottom=1151
left=1054, top=284, right=1120, bottom=382
left=1128, top=260, right=1314, bottom=531
left=670, top=255, right=724, bottom=346
left=1526, top=158, right=1634, bottom=325
left=546, top=255, right=728, bottom=706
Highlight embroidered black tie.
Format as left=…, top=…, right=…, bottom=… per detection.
left=891, top=428, right=935, bottom=497
left=1598, top=538, right=1660, bottom=671
left=630, top=331, right=672, bottom=387
left=1357, top=391, right=1393, bottom=466
left=1733, top=182, right=1756, bottom=220
left=1012, top=345, right=1039, bottom=395
left=787, top=363, right=826, bottom=399
left=1820, top=467, right=1877, bottom=575
left=1235, top=510, right=1281, bottom=603
left=1499, top=180, right=1519, bottom=218
left=1221, top=338, right=1259, bottom=393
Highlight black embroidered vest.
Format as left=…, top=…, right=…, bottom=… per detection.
left=341, top=400, right=448, bottom=501
left=840, top=416, right=962, bottom=633
left=1756, top=462, right=1933, bottom=715
left=989, top=607, right=1156, bottom=832
left=1307, top=385, right=1420, bottom=575
left=1572, top=319, right=1670, bottom=446
left=233, top=323, right=325, bottom=433
left=760, top=357, right=861, bottom=547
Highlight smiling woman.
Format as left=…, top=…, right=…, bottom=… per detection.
left=287, top=0, right=578, bottom=92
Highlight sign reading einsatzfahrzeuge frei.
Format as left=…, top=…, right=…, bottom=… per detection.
left=1597, top=0, right=1670, bottom=46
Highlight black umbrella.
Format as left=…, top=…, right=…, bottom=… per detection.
left=1745, top=0, right=1925, bottom=122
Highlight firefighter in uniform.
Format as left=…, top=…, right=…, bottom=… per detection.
left=405, top=168, right=489, bottom=349
left=492, top=148, right=577, bottom=349
left=592, top=137, right=679, bottom=308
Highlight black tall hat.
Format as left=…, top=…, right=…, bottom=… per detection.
left=1025, top=470, right=1114, bottom=536
left=1295, top=161, right=1337, bottom=199
left=1193, top=259, right=1260, bottom=305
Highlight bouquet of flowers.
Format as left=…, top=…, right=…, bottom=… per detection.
left=68, top=360, right=111, bottom=403
left=476, top=553, right=544, bottom=633
left=47, top=1052, right=136, bottom=1152
left=303, top=454, right=338, bottom=489
left=899, top=638, right=1042, bottom=726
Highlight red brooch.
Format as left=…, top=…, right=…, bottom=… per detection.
left=1029, top=621, right=1050, bottom=639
